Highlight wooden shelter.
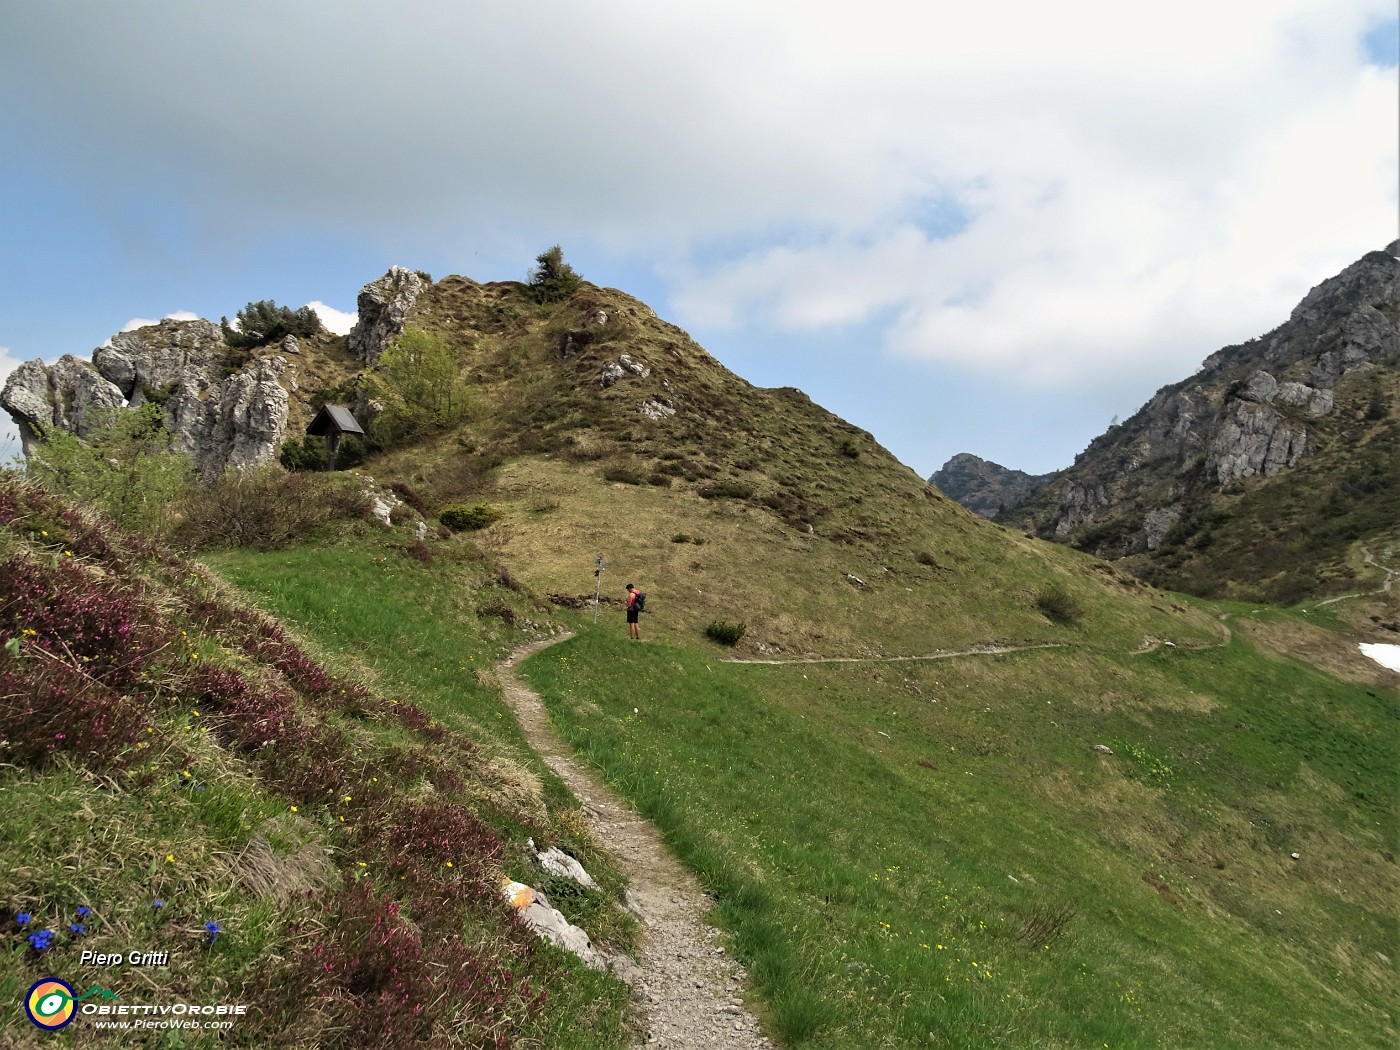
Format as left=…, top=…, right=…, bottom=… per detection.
left=306, top=405, right=365, bottom=470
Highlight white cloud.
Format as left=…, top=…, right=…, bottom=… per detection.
left=307, top=301, right=356, bottom=336
left=0, top=0, right=1394, bottom=405
left=0, top=347, right=24, bottom=466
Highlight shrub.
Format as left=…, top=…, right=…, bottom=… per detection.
left=174, top=467, right=369, bottom=551
left=1035, top=584, right=1084, bottom=625
left=220, top=300, right=323, bottom=349
left=603, top=466, right=645, bottom=485
left=366, top=329, right=472, bottom=447
left=439, top=503, right=501, bottom=532
left=0, top=657, right=154, bottom=772
left=705, top=620, right=747, bottom=646
left=527, top=245, right=582, bottom=304
left=26, top=403, right=193, bottom=536
left=698, top=481, right=754, bottom=500
left=839, top=438, right=860, bottom=459
left=402, top=539, right=433, bottom=565
left=279, top=433, right=369, bottom=472
left=477, top=601, right=518, bottom=627
left=1, top=554, right=171, bottom=689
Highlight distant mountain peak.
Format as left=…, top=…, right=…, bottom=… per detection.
left=929, top=453, right=1052, bottom=519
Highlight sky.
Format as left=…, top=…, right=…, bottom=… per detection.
left=1, top=1, right=1397, bottom=476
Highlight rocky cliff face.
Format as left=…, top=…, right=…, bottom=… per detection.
left=349, top=267, right=424, bottom=363
left=928, top=453, right=1051, bottom=518
left=0, top=269, right=438, bottom=479
left=3, top=318, right=295, bottom=480
left=998, top=242, right=1400, bottom=600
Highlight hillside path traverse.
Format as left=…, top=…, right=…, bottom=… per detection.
left=499, top=635, right=774, bottom=1050
left=723, top=641, right=1063, bottom=665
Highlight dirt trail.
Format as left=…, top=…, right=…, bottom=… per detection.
left=1315, top=546, right=1398, bottom=607
left=499, top=636, right=774, bottom=1050
left=724, top=642, right=1063, bottom=665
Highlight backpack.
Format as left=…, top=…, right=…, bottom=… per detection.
left=633, top=592, right=646, bottom=613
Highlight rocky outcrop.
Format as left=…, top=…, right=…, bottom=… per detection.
left=3, top=318, right=295, bottom=481
left=348, top=267, right=424, bottom=363
left=1054, top=481, right=1110, bottom=538
left=929, top=453, right=1052, bottom=519
left=1, top=356, right=126, bottom=455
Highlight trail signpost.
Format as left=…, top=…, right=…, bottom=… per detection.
left=593, top=556, right=605, bottom=623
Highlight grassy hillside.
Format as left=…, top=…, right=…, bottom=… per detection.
left=352, top=277, right=1222, bottom=659
left=0, top=473, right=636, bottom=1048
left=192, top=514, right=1398, bottom=1050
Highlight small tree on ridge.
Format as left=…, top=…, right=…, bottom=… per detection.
left=527, top=246, right=582, bottom=303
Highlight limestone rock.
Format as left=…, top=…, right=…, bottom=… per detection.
left=528, top=838, right=599, bottom=890
left=216, top=357, right=292, bottom=473
left=1207, top=401, right=1306, bottom=484
left=94, top=319, right=226, bottom=405
left=1142, top=505, right=1182, bottom=551
left=998, top=244, right=1398, bottom=561
left=640, top=397, right=676, bottom=420
left=348, top=267, right=424, bottom=363
left=619, top=353, right=650, bottom=378
left=600, top=362, right=625, bottom=388
left=1, top=355, right=125, bottom=455
left=4, top=318, right=293, bottom=481
left=1237, top=370, right=1278, bottom=403
left=1054, top=481, right=1109, bottom=538
left=1274, top=381, right=1333, bottom=417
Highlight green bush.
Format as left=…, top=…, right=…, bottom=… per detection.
left=1035, top=584, right=1084, bottom=625
left=366, top=329, right=472, bottom=448
left=705, top=620, right=747, bottom=646
left=440, top=503, right=501, bottom=532
left=839, top=438, right=860, bottom=459
left=26, top=403, right=193, bottom=536
left=527, top=245, right=582, bottom=304
left=698, top=481, right=754, bottom=500
left=279, top=433, right=369, bottom=472
left=220, top=300, right=323, bottom=349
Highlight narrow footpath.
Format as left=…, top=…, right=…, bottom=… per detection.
left=499, top=636, right=774, bottom=1050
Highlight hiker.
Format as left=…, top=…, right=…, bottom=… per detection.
left=625, top=583, right=643, bottom=641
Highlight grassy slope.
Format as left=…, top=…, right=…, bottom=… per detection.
left=523, top=625, right=1398, bottom=1049
left=0, top=478, right=635, bottom=1049
left=364, top=277, right=1221, bottom=660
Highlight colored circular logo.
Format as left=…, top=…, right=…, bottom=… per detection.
left=25, top=978, right=77, bottom=1030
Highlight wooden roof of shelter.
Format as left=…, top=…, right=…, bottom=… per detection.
left=306, top=404, right=365, bottom=437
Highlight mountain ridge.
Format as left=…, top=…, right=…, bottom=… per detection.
left=942, top=242, right=1400, bottom=605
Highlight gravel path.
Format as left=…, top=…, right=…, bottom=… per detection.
left=723, top=641, right=1063, bottom=665
left=500, top=636, right=775, bottom=1050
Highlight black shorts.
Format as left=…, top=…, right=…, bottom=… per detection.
left=627, top=609, right=639, bottom=623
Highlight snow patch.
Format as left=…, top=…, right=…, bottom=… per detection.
left=1358, top=643, right=1400, bottom=672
